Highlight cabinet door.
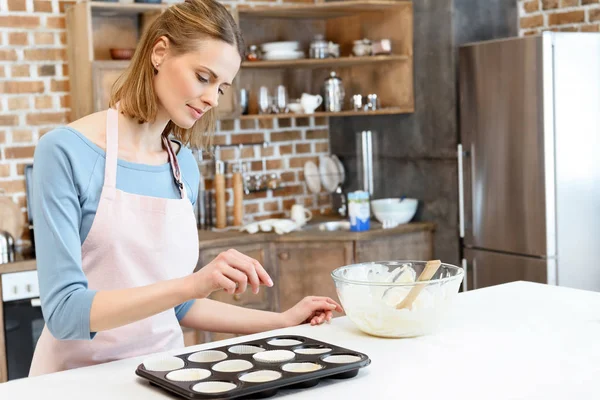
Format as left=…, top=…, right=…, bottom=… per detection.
left=276, top=242, right=353, bottom=312
left=198, top=243, right=278, bottom=311
left=354, top=231, right=433, bottom=263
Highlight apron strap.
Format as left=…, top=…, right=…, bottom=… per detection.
left=104, top=107, right=119, bottom=189
left=162, top=135, right=187, bottom=200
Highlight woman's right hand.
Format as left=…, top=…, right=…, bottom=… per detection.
left=188, top=249, right=273, bottom=299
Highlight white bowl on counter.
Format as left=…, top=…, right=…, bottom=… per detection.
left=371, top=198, right=418, bottom=227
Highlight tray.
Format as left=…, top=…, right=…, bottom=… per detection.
left=135, top=334, right=371, bottom=399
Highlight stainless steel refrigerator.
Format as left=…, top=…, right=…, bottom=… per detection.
left=458, top=32, right=600, bottom=292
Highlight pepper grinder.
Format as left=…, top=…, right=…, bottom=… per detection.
left=214, top=160, right=226, bottom=229
left=232, top=160, right=244, bottom=226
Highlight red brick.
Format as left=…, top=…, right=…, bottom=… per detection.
left=306, top=129, right=328, bottom=140
left=266, top=160, right=282, bottom=170
left=51, top=79, right=69, bottom=92
left=61, top=64, right=69, bottom=77
left=523, top=0, right=539, bottom=12
left=280, top=172, right=295, bottom=182
left=219, top=119, right=234, bottom=131
left=314, top=116, right=328, bottom=126
left=279, top=144, right=293, bottom=155
left=582, top=0, right=600, bottom=4
left=0, top=115, right=19, bottom=126
left=581, top=24, right=600, bottom=31
left=26, top=112, right=68, bottom=125
left=260, top=146, right=274, bottom=157
left=244, top=203, right=259, bottom=214
left=0, top=16, right=40, bottom=29
left=271, top=130, right=301, bottom=142
left=12, top=130, right=33, bottom=143
left=590, top=9, right=600, bottom=22
left=239, top=119, right=256, bottom=130
left=0, top=81, right=44, bottom=94
left=46, top=16, right=65, bottom=29
left=60, top=95, right=70, bottom=109
left=240, top=147, right=254, bottom=158
left=0, top=50, right=18, bottom=61
left=8, top=32, right=28, bottom=46
left=315, top=142, right=329, bottom=153
left=0, top=66, right=4, bottom=78
left=231, top=133, right=264, bottom=144
left=542, top=0, right=558, bottom=9
left=7, top=0, right=27, bottom=11
left=523, top=29, right=540, bottom=36
left=0, top=164, right=10, bottom=178
left=295, top=143, right=311, bottom=154
left=0, top=179, right=26, bottom=194
left=34, top=32, right=54, bottom=45
left=277, top=118, right=292, bottom=128
left=258, top=119, right=273, bottom=129
left=560, top=0, right=578, bottom=6
left=289, top=156, right=319, bottom=169
left=35, top=96, right=54, bottom=109
left=11, top=65, right=30, bottom=78
left=263, top=201, right=279, bottom=212
left=295, top=117, right=310, bottom=127
left=548, top=10, right=584, bottom=25
left=34, top=0, right=53, bottom=12
left=24, top=49, right=66, bottom=61
left=39, top=65, right=56, bottom=77
left=59, top=1, right=75, bottom=13
left=7, top=97, right=30, bottom=110
left=5, top=147, right=35, bottom=159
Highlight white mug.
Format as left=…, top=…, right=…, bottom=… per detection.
left=291, top=204, right=312, bottom=226
left=300, top=93, right=323, bottom=114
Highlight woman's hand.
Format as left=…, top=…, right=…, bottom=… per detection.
left=281, top=296, right=344, bottom=327
left=187, top=249, right=273, bottom=299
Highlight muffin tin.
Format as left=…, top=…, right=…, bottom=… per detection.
left=136, top=335, right=371, bottom=399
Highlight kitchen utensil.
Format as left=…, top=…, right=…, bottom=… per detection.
left=287, top=101, right=303, bottom=113
left=371, top=39, right=392, bottom=55
left=395, top=260, right=442, bottom=310
left=260, top=41, right=300, bottom=53
left=371, top=198, right=418, bottom=226
left=300, top=93, right=322, bottom=114
left=290, top=204, right=312, bottom=227
left=109, top=48, right=135, bottom=60
left=330, top=154, right=346, bottom=185
left=352, top=39, right=371, bottom=57
left=331, top=260, right=464, bottom=337
left=303, top=161, right=321, bottom=194
left=357, top=130, right=374, bottom=195
left=136, top=335, right=371, bottom=399
left=323, top=71, right=345, bottom=112
left=232, top=162, right=244, bottom=226
left=366, top=93, right=378, bottom=110
left=262, top=50, right=305, bottom=61
left=246, top=45, right=260, bottom=61
left=214, top=160, right=226, bottom=229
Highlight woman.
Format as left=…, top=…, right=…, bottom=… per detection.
left=29, top=0, right=342, bottom=376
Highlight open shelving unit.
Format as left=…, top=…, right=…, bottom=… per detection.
left=66, top=0, right=414, bottom=121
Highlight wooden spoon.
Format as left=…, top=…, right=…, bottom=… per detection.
left=395, top=259, right=442, bottom=310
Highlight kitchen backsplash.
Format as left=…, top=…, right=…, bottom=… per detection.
left=519, top=0, right=600, bottom=35
left=0, top=0, right=332, bottom=244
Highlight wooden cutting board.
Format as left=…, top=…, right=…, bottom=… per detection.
left=0, top=195, right=24, bottom=240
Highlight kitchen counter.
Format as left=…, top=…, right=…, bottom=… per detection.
left=197, top=219, right=435, bottom=249
left=1, top=281, right=598, bottom=399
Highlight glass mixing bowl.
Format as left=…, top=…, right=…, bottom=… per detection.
left=331, top=260, right=464, bottom=338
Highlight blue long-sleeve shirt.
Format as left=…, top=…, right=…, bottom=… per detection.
left=32, top=127, right=199, bottom=340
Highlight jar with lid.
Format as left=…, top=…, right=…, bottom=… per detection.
left=309, top=34, right=328, bottom=59
left=323, top=71, right=345, bottom=112
left=246, top=45, right=260, bottom=61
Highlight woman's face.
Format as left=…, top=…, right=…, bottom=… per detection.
left=153, top=38, right=241, bottom=128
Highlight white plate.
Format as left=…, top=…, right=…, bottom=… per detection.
left=319, top=156, right=341, bottom=193
left=262, top=51, right=305, bottom=61
left=330, top=154, right=346, bottom=185
left=261, top=41, right=300, bottom=53
left=304, top=161, right=321, bottom=194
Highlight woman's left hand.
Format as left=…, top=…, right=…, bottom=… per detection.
left=281, top=296, right=344, bottom=327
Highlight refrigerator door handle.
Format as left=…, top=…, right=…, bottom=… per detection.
left=461, top=258, right=468, bottom=292
left=458, top=144, right=465, bottom=238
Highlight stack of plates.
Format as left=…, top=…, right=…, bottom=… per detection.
left=261, top=41, right=305, bottom=61
left=304, top=155, right=346, bottom=194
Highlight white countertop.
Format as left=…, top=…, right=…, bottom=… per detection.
left=2, top=281, right=599, bottom=399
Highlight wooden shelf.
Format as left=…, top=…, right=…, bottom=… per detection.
left=241, top=55, right=408, bottom=69
left=90, top=1, right=167, bottom=16
left=238, top=0, right=410, bottom=19
left=237, top=107, right=412, bottom=120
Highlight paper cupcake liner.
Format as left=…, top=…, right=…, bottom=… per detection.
left=188, top=350, right=228, bottom=363
left=192, top=381, right=237, bottom=394
left=239, top=370, right=282, bottom=383
left=212, top=359, right=254, bottom=373
left=165, top=368, right=211, bottom=382
left=228, top=345, right=265, bottom=355
left=282, top=362, right=323, bottom=373
left=322, top=354, right=362, bottom=364
left=252, top=350, right=295, bottom=364
left=267, top=338, right=303, bottom=347
left=142, top=356, right=185, bottom=372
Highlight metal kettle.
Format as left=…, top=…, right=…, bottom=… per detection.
left=323, top=71, right=345, bottom=112
left=0, top=230, right=15, bottom=264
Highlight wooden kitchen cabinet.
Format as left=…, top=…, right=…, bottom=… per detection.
left=275, top=241, right=353, bottom=312
left=354, top=230, right=434, bottom=263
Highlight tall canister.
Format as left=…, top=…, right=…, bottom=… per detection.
left=348, top=190, right=370, bottom=231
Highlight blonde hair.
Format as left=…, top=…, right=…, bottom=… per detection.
left=109, top=0, right=244, bottom=150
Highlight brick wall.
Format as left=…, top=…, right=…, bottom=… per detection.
left=0, top=0, right=332, bottom=246
left=519, top=0, right=600, bottom=35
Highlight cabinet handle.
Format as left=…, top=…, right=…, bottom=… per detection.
left=278, top=252, right=290, bottom=261
left=233, top=294, right=241, bottom=301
